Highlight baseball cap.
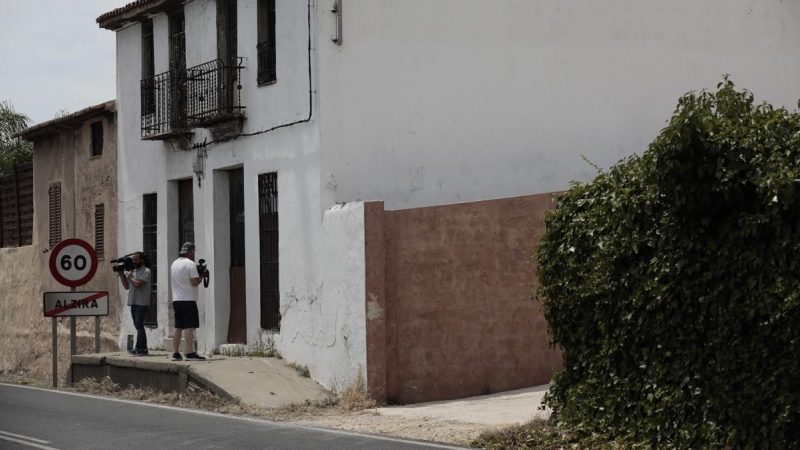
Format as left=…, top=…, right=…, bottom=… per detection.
left=179, top=242, right=195, bottom=256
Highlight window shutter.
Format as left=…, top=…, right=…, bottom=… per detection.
left=95, top=204, right=105, bottom=259
left=49, top=183, right=62, bottom=249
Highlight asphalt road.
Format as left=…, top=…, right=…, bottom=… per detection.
left=0, top=384, right=466, bottom=450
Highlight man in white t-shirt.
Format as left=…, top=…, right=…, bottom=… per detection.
left=170, top=242, right=208, bottom=361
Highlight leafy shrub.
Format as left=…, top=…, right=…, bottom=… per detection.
left=537, top=78, right=800, bottom=449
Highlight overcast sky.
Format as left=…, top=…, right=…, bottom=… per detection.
left=0, top=0, right=123, bottom=124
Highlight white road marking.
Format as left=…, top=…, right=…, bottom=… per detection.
left=0, top=383, right=467, bottom=449
left=0, top=434, right=60, bottom=450
left=0, top=430, right=51, bottom=444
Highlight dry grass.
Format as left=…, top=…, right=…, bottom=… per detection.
left=0, top=373, right=48, bottom=387
left=471, top=417, right=627, bottom=450
left=337, top=370, right=376, bottom=411
left=287, top=362, right=311, bottom=378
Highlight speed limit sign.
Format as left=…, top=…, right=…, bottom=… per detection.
left=49, top=239, right=98, bottom=287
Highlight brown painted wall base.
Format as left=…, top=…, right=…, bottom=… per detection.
left=365, top=193, right=563, bottom=404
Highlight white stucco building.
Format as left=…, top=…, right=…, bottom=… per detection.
left=99, top=0, right=800, bottom=401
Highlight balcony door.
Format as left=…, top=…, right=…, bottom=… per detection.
left=178, top=179, right=194, bottom=244
left=217, top=0, right=238, bottom=115
left=169, top=11, right=187, bottom=130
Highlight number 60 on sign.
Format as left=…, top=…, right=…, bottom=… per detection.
left=48, top=239, right=98, bottom=288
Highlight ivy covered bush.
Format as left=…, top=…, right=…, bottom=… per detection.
left=537, top=78, right=800, bottom=449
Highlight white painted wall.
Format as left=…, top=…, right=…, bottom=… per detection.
left=316, top=0, right=800, bottom=210
left=115, top=0, right=366, bottom=388
left=278, top=202, right=368, bottom=388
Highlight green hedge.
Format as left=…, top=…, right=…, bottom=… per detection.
left=537, top=78, right=800, bottom=449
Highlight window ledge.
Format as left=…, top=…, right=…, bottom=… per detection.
left=258, top=79, right=278, bottom=87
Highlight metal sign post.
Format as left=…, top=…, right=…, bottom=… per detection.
left=47, top=239, right=99, bottom=387
left=51, top=317, right=57, bottom=388
left=69, top=287, right=76, bottom=386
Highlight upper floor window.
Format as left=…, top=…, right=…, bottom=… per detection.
left=257, top=0, right=277, bottom=85
left=218, top=0, right=238, bottom=61
left=91, top=121, right=103, bottom=157
left=142, top=19, right=155, bottom=116
left=169, top=12, right=186, bottom=71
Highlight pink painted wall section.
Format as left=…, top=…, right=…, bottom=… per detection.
left=365, top=193, right=563, bottom=404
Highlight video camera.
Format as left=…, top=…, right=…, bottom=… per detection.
left=110, top=254, right=135, bottom=273
left=197, top=259, right=210, bottom=288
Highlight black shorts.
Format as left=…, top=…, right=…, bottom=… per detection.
left=173, top=301, right=199, bottom=329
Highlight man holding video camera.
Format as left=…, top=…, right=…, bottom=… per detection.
left=118, top=252, right=151, bottom=356
left=170, top=242, right=208, bottom=361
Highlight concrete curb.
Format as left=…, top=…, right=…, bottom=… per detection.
left=70, top=353, right=242, bottom=403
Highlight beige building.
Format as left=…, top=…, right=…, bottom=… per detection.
left=0, top=101, right=120, bottom=382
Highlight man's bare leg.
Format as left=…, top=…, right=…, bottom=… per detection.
left=173, top=328, right=182, bottom=354
left=185, top=328, right=195, bottom=354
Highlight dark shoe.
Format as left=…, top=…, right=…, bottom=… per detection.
left=171, top=353, right=183, bottom=361
left=127, top=349, right=136, bottom=355
left=133, top=349, right=149, bottom=356
left=185, top=353, right=206, bottom=361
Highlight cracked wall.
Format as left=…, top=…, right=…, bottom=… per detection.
left=276, top=202, right=367, bottom=390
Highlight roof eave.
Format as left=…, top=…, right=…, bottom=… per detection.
left=97, top=0, right=184, bottom=31
left=13, top=101, right=116, bottom=142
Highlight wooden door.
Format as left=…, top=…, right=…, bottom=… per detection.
left=227, top=169, right=247, bottom=343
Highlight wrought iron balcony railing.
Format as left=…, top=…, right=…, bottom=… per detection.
left=140, top=57, right=245, bottom=139
left=257, top=40, right=277, bottom=85
left=141, top=68, right=189, bottom=139
left=186, top=57, right=245, bottom=127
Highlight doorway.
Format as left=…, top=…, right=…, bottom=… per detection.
left=227, top=168, right=247, bottom=343
left=178, top=179, right=194, bottom=244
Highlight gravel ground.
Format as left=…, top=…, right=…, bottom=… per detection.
left=301, top=385, right=551, bottom=446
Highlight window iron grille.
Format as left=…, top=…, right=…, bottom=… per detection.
left=143, top=193, right=158, bottom=326
left=257, top=40, right=277, bottom=85
left=259, top=173, right=280, bottom=330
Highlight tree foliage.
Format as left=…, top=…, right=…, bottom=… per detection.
left=537, top=78, right=800, bottom=449
left=0, top=100, right=33, bottom=177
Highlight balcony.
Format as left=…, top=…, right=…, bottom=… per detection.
left=141, top=69, right=190, bottom=139
left=141, top=57, right=245, bottom=140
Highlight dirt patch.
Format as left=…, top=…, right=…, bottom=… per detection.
left=298, top=412, right=499, bottom=446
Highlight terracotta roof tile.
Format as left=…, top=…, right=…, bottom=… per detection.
left=97, top=0, right=158, bottom=24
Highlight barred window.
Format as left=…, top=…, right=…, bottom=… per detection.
left=256, top=0, right=276, bottom=85
left=95, top=204, right=105, bottom=259
left=48, top=183, right=62, bottom=249
left=143, top=193, right=158, bottom=325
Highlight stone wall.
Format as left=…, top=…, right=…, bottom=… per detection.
left=0, top=113, right=119, bottom=383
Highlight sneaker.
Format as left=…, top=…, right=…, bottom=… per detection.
left=133, top=349, right=149, bottom=356
left=127, top=349, right=136, bottom=355
left=171, top=353, right=183, bottom=361
left=185, top=353, right=206, bottom=361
